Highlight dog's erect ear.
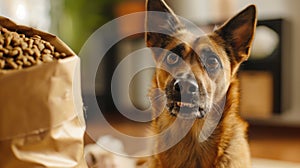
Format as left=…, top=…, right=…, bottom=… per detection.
left=215, top=5, right=257, bottom=65
left=146, top=0, right=184, bottom=49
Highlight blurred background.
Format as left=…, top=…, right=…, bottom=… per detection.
left=0, top=0, right=299, bottom=166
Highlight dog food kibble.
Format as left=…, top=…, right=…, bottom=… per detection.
left=0, top=27, right=70, bottom=70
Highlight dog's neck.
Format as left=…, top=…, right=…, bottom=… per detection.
left=152, top=78, right=242, bottom=168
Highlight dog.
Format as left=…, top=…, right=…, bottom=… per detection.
left=84, top=1, right=257, bottom=167
left=145, top=0, right=257, bottom=167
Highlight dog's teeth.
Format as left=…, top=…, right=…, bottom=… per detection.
left=176, top=102, right=195, bottom=108
left=187, top=103, right=193, bottom=108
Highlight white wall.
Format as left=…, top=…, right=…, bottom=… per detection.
left=0, top=0, right=51, bottom=31
left=169, top=0, right=238, bottom=23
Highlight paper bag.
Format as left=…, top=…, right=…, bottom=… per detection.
left=0, top=16, right=88, bottom=168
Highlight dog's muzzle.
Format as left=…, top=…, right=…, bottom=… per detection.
left=166, top=78, right=207, bottom=119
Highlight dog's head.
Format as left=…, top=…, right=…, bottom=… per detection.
left=146, top=0, right=257, bottom=119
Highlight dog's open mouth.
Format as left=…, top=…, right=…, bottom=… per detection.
left=167, top=101, right=207, bottom=119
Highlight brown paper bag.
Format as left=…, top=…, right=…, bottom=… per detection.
left=0, top=16, right=88, bottom=168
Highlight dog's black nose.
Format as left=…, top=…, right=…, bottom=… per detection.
left=174, top=78, right=198, bottom=95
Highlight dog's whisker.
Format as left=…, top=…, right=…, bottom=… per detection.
left=151, top=94, right=166, bottom=101
left=212, top=103, right=222, bottom=111
left=211, top=103, right=224, bottom=115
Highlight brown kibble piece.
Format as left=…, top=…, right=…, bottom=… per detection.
left=21, top=42, right=28, bottom=49
left=0, top=47, right=9, bottom=55
left=32, top=35, right=41, bottom=40
left=0, top=59, right=5, bottom=69
left=32, top=45, right=41, bottom=58
left=37, top=43, right=45, bottom=51
left=28, top=39, right=34, bottom=48
left=8, top=49, right=19, bottom=57
left=4, top=33, right=12, bottom=46
left=1, top=28, right=10, bottom=33
left=6, top=58, right=18, bottom=69
left=19, top=34, right=25, bottom=38
left=42, top=54, right=53, bottom=62
left=16, top=60, right=23, bottom=66
left=43, top=49, right=51, bottom=54
left=24, top=48, right=34, bottom=55
left=61, top=53, right=67, bottom=57
left=54, top=52, right=60, bottom=58
left=26, top=56, right=36, bottom=64
left=45, top=42, right=55, bottom=52
left=23, top=61, right=32, bottom=67
left=0, top=37, right=4, bottom=45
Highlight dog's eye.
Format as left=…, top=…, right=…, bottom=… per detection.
left=166, top=54, right=179, bottom=65
left=205, top=56, right=220, bottom=71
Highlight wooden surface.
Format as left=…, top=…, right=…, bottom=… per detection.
left=248, top=125, right=300, bottom=163
left=84, top=114, right=300, bottom=163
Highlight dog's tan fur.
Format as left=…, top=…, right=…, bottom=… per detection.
left=145, top=0, right=257, bottom=167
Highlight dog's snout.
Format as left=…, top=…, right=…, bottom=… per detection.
left=174, top=79, right=198, bottom=95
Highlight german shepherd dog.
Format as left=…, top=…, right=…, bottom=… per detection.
left=145, top=0, right=257, bottom=167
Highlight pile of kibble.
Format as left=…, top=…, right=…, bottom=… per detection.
left=0, top=27, right=70, bottom=70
